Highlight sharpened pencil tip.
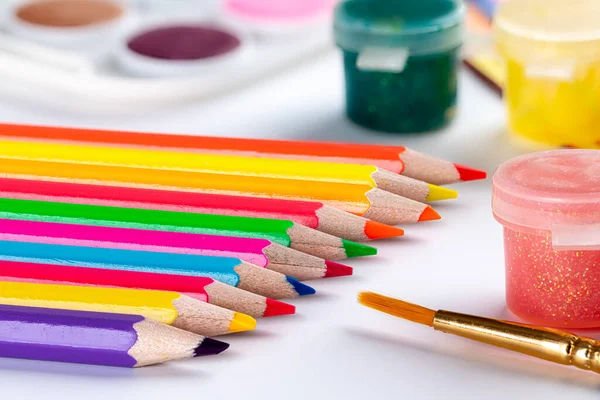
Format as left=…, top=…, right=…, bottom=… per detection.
left=264, top=298, right=296, bottom=317
left=418, top=206, right=441, bottom=222
left=286, top=276, right=316, bottom=296
left=194, top=337, right=230, bottom=357
left=342, top=239, right=377, bottom=258
left=229, top=312, right=257, bottom=333
left=324, top=260, right=353, bottom=278
left=425, top=184, right=458, bottom=202
left=364, top=220, right=404, bottom=240
left=454, top=164, right=487, bottom=182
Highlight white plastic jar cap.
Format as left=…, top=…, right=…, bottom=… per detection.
left=494, top=0, right=600, bottom=63
left=492, top=150, right=600, bottom=249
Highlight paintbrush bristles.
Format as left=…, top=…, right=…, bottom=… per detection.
left=358, top=292, right=435, bottom=327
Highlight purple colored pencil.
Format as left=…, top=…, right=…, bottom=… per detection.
left=0, top=304, right=229, bottom=367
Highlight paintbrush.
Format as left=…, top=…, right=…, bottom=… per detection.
left=358, top=292, right=600, bottom=374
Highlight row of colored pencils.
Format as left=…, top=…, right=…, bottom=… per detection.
left=0, top=123, right=486, bottom=368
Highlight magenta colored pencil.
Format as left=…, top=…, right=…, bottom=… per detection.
left=0, top=219, right=352, bottom=281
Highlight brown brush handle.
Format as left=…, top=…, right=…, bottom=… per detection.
left=433, top=310, right=600, bottom=374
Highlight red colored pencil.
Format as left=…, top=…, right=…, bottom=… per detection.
left=0, top=260, right=295, bottom=318
left=0, top=123, right=486, bottom=185
left=0, top=177, right=403, bottom=241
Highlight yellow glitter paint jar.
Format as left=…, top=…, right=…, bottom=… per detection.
left=494, top=0, right=600, bottom=149
left=492, top=150, right=600, bottom=328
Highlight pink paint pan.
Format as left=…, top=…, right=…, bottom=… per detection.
left=224, top=0, right=335, bottom=36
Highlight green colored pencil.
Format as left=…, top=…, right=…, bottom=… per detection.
left=0, top=198, right=376, bottom=260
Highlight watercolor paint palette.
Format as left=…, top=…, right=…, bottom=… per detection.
left=0, top=0, right=335, bottom=112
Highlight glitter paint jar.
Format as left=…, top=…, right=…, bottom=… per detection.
left=333, top=0, right=465, bottom=133
left=492, top=150, right=600, bottom=328
left=494, top=0, right=600, bottom=149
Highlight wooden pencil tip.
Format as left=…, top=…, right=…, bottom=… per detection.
left=364, top=220, right=405, bottom=240
left=264, top=298, right=296, bottom=317
left=418, top=206, right=441, bottom=222
left=454, top=164, right=487, bottom=182
left=357, top=292, right=435, bottom=327
left=324, top=260, right=353, bottom=278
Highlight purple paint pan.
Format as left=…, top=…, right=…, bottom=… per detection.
left=116, top=22, right=251, bottom=77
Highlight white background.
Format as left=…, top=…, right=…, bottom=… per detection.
left=1, top=50, right=599, bottom=399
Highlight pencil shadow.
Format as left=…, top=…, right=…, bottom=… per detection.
left=229, top=329, right=278, bottom=340
left=294, top=291, right=341, bottom=302
left=373, top=235, right=425, bottom=246
left=426, top=201, right=468, bottom=213
left=0, top=357, right=200, bottom=379
left=344, top=327, right=600, bottom=389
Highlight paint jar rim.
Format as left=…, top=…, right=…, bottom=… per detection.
left=492, top=150, right=600, bottom=249
left=494, top=0, right=600, bottom=64
left=333, top=0, right=465, bottom=56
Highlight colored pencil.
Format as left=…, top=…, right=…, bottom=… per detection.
left=0, top=304, right=229, bottom=367
left=0, top=158, right=439, bottom=226
left=0, top=138, right=458, bottom=202
left=0, top=177, right=404, bottom=241
left=0, top=240, right=316, bottom=299
left=0, top=260, right=295, bottom=318
left=0, top=122, right=487, bottom=185
left=0, top=280, right=257, bottom=337
left=0, top=219, right=353, bottom=280
left=0, top=197, right=376, bottom=260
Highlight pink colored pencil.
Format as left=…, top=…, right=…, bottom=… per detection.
left=0, top=219, right=351, bottom=281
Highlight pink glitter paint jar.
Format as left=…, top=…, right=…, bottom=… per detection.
left=492, top=150, right=600, bottom=328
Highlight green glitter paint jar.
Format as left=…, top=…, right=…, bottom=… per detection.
left=334, top=0, right=465, bottom=133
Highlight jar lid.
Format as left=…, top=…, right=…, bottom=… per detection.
left=492, top=150, right=600, bottom=250
left=334, top=0, right=465, bottom=56
left=494, top=0, right=600, bottom=63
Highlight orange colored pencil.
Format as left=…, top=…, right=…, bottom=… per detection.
left=0, top=158, right=440, bottom=226
left=0, top=123, right=487, bottom=185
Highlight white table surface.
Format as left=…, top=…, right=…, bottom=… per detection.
left=1, top=50, right=598, bottom=399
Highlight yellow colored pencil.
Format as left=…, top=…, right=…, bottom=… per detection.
left=0, top=139, right=456, bottom=203
left=0, top=280, right=256, bottom=337
left=0, top=159, right=440, bottom=226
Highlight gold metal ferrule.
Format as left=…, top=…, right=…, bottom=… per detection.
left=433, top=310, right=600, bottom=374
